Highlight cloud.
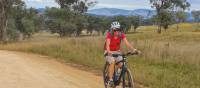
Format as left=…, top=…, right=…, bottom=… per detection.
left=23, top=0, right=54, bottom=3
left=35, top=0, right=42, bottom=2
left=96, top=3, right=134, bottom=9
left=189, top=0, right=200, bottom=11
left=22, top=0, right=200, bottom=11
left=91, top=0, right=151, bottom=10
left=92, top=0, right=200, bottom=11
left=92, top=3, right=151, bottom=10
left=22, top=0, right=59, bottom=8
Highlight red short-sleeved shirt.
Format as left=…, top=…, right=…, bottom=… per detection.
left=105, top=31, right=126, bottom=51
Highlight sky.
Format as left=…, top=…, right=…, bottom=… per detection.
left=22, top=0, right=200, bottom=11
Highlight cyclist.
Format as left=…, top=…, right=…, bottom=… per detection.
left=104, top=21, right=139, bottom=86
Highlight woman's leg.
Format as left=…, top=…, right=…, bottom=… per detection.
left=105, top=56, right=115, bottom=80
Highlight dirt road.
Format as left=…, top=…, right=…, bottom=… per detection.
left=0, top=50, right=104, bottom=88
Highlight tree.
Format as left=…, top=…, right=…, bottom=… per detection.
left=192, top=10, right=200, bottom=31
left=175, top=10, right=187, bottom=31
left=74, top=14, right=88, bottom=36
left=112, top=16, right=131, bottom=33
left=86, top=15, right=111, bottom=35
left=150, top=0, right=190, bottom=33
left=0, top=0, right=39, bottom=41
left=12, top=7, right=41, bottom=39
left=55, top=0, right=78, bottom=9
left=86, top=15, right=100, bottom=35
left=0, top=0, right=44, bottom=41
left=55, top=0, right=96, bottom=12
left=97, top=16, right=112, bottom=35
left=9, top=0, right=25, bottom=40
left=49, top=0, right=96, bottom=37
left=0, top=0, right=23, bottom=42
left=21, top=8, right=41, bottom=39
left=192, top=10, right=200, bottom=23
left=143, top=15, right=158, bottom=25
left=45, top=8, right=76, bottom=37
left=128, top=16, right=141, bottom=32
left=162, top=11, right=175, bottom=31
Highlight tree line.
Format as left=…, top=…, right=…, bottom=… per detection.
left=1, top=0, right=200, bottom=42
left=0, top=0, right=43, bottom=43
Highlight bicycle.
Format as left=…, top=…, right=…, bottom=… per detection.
left=103, top=52, right=138, bottom=88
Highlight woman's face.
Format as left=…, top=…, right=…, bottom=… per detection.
left=113, top=28, right=120, bottom=32
left=113, top=29, right=120, bottom=36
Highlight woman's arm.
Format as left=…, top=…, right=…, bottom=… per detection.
left=123, top=38, right=136, bottom=51
left=106, top=38, right=112, bottom=55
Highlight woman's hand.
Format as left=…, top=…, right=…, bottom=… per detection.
left=135, top=49, right=142, bottom=55
left=130, top=49, right=142, bottom=55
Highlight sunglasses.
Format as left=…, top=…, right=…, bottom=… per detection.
left=113, top=28, right=120, bottom=31
left=114, top=30, right=120, bottom=32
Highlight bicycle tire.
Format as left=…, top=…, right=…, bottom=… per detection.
left=103, top=62, right=109, bottom=88
left=122, top=69, right=134, bottom=88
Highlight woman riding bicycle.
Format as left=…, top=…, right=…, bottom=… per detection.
left=104, top=21, right=139, bottom=86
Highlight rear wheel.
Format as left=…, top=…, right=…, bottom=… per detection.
left=122, top=69, right=134, bottom=88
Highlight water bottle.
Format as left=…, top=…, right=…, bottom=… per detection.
left=115, top=68, right=121, bottom=80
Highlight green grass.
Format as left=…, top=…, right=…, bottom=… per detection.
left=130, top=58, right=200, bottom=88
left=0, top=23, right=200, bottom=88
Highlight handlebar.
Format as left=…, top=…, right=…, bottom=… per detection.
left=113, top=52, right=138, bottom=57
left=104, top=52, right=139, bottom=57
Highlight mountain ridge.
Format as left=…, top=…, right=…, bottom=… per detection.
left=87, top=8, right=156, bottom=18
left=35, top=8, right=193, bottom=21
left=87, top=8, right=193, bottom=21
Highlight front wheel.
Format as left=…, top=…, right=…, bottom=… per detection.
left=103, top=62, right=116, bottom=88
left=103, top=62, right=109, bottom=88
left=122, top=69, right=134, bottom=88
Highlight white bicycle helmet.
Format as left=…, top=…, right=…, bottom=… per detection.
left=111, top=21, right=120, bottom=30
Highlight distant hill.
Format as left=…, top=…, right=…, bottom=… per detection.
left=87, top=8, right=156, bottom=18
left=36, top=8, right=194, bottom=21
left=87, top=8, right=194, bottom=21
left=36, top=8, right=45, bottom=14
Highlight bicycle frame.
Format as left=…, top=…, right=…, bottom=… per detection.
left=103, top=52, right=137, bottom=88
left=114, top=56, right=128, bottom=85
